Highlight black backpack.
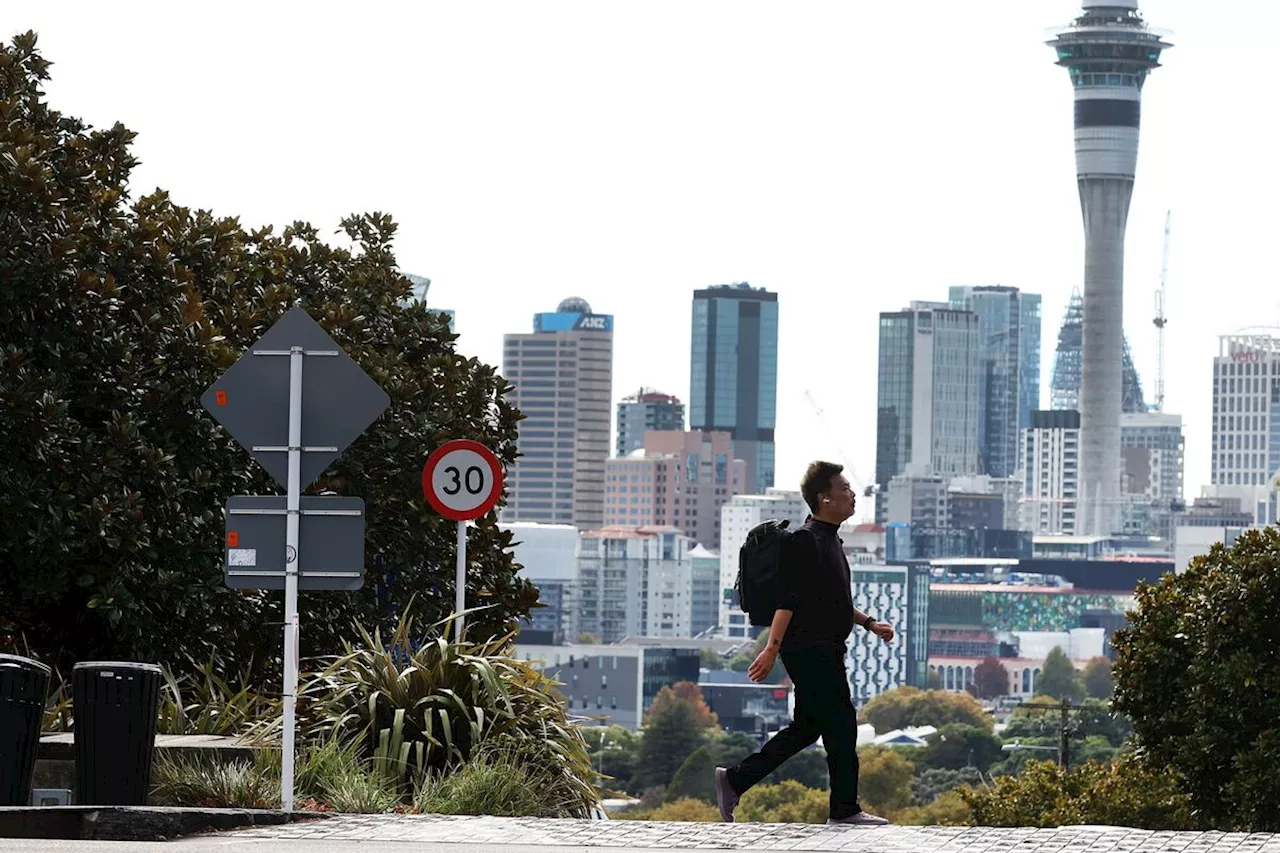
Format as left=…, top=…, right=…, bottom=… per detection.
left=735, top=519, right=793, bottom=627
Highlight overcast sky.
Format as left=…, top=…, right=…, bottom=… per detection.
left=16, top=1, right=1280, bottom=517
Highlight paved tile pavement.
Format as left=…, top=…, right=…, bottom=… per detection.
left=224, top=814, right=1280, bottom=852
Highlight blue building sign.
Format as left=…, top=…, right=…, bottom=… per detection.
left=533, top=311, right=614, bottom=333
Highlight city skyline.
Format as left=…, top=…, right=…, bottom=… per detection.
left=20, top=2, right=1280, bottom=512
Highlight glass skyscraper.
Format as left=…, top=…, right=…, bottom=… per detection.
left=690, top=283, right=778, bottom=494
left=948, top=286, right=1042, bottom=479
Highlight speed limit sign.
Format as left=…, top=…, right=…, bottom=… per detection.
left=422, top=439, right=504, bottom=522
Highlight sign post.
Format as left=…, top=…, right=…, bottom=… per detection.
left=201, top=307, right=389, bottom=812
left=422, top=440, right=504, bottom=642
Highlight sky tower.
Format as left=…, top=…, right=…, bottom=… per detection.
left=1047, top=1, right=1171, bottom=535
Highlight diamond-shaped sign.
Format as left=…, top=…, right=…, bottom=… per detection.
left=201, top=308, right=390, bottom=489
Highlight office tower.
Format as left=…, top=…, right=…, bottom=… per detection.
left=1022, top=410, right=1082, bottom=535
left=503, top=297, right=613, bottom=529
left=1047, top=2, right=1171, bottom=535
left=690, top=283, right=779, bottom=494
left=874, top=302, right=981, bottom=522
left=948, top=286, right=1042, bottom=478
left=603, top=430, right=745, bottom=549
left=688, top=545, right=722, bottom=638
left=1119, top=411, right=1185, bottom=540
left=616, top=389, right=684, bottom=458
left=718, top=489, right=810, bottom=639
left=1208, top=334, right=1280, bottom=526
left=575, top=526, right=699, bottom=642
left=1050, top=291, right=1146, bottom=413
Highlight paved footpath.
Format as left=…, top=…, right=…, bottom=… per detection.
left=177, top=814, right=1280, bottom=853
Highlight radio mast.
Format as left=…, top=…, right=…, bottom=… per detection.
left=1153, top=211, right=1171, bottom=413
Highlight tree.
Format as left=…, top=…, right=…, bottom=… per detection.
left=583, top=725, right=642, bottom=794
left=665, top=731, right=757, bottom=803
left=1036, top=647, right=1084, bottom=702
left=635, top=686, right=715, bottom=790
left=927, top=669, right=943, bottom=690
left=910, top=767, right=982, bottom=806
left=973, top=657, right=1010, bottom=699
left=1003, top=696, right=1131, bottom=749
left=698, top=647, right=726, bottom=670
left=1112, top=525, right=1280, bottom=831
left=856, top=747, right=915, bottom=812
left=894, top=788, right=972, bottom=826
left=764, top=746, right=829, bottom=790
left=737, top=780, right=829, bottom=824
left=859, top=687, right=993, bottom=733
left=615, top=798, right=719, bottom=822
left=961, top=755, right=1192, bottom=830
left=1083, top=656, right=1114, bottom=699
left=918, top=724, right=1004, bottom=773
left=0, top=33, right=536, bottom=682
left=577, top=632, right=600, bottom=645
left=646, top=682, right=719, bottom=729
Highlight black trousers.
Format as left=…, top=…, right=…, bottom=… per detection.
left=727, top=645, right=861, bottom=819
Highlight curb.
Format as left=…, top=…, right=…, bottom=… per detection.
left=0, top=806, right=329, bottom=841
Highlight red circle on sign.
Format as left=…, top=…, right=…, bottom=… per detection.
left=422, top=439, right=504, bottom=521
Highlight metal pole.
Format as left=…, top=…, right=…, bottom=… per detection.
left=1059, top=698, right=1070, bottom=771
left=455, top=519, right=467, bottom=642
left=282, top=346, right=303, bottom=812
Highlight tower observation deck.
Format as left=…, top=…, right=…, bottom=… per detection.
left=1047, top=1, right=1171, bottom=536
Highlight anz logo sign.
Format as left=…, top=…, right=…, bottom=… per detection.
left=574, top=314, right=613, bottom=332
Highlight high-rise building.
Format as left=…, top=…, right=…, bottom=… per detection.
left=604, top=430, right=745, bottom=550
left=1119, top=411, right=1185, bottom=540
left=847, top=563, right=932, bottom=705
left=1208, top=333, right=1280, bottom=526
left=575, top=526, right=700, bottom=643
left=874, top=302, right=981, bottom=522
left=1021, top=410, right=1081, bottom=535
left=616, top=389, right=684, bottom=458
left=503, top=522, right=580, bottom=643
left=1047, top=2, right=1171, bottom=536
left=502, top=297, right=613, bottom=529
left=1050, top=290, right=1147, bottom=413
left=690, top=283, right=779, bottom=495
left=717, top=489, right=811, bottom=639
left=948, top=286, right=1042, bottom=479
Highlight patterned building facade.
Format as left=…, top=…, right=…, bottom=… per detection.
left=845, top=564, right=931, bottom=706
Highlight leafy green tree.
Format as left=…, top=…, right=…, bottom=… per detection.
left=859, top=687, right=993, bottom=733
left=665, top=731, right=757, bottom=803
left=918, top=724, right=1003, bottom=772
left=615, top=798, right=719, bottom=822
left=764, top=746, right=829, bottom=790
left=927, top=668, right=944, bottom=690
left=1002, top=696, right=1131, bottom=749
left=856, top=747, right=915, bottom=812
left=737, top=780, right=829, bottom=824
left=577, top=632, right=600, bottom=645
left=1083, top=656, right=1114, bottom=699
left=894, top=788, right=972, bottom=826
left=910, top=767, right=982, bottom=806
left=634, top=685, right=716, bottom=791
left=0, top=33, right=535, bottom=681
left=698, top=647, right=726, bottom=670
left=973, top=657, right=1010, bottom=699
left=1112, top=525, right=1280, bottom=831
left=961, top=756, right=1192, bottom=830
left=583, top=725, right=641, bottom=794
left=1036, top=647, right=1084, bottom=702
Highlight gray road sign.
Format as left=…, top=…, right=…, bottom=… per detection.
left=224, top=495, right=366, bottom=591
left=200, top=308, right=391, bottom=490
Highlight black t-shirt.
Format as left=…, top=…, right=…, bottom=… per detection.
left=777, top=518, right=855, bottom=652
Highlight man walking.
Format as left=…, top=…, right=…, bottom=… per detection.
left=715, top=461, right=894, bottom=826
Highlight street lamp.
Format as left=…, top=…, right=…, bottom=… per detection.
left=1001, top=740, right=1064, bottom=769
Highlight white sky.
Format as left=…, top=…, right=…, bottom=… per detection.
left=15, top=1, right=1280, bottom=519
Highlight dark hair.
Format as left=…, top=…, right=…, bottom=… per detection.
left=800, top=461, right=844, bottom=514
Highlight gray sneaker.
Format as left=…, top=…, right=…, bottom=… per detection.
left=828, top=811, right=890, bottom=826
left=714, top=767, right=739, bottom=822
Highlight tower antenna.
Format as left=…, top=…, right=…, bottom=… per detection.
left=1153, top=210, right=1171, bottom=413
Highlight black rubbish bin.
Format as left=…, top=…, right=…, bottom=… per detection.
left=0, top=654, right=52, bottom=807
left=72, top=661, right=163, bottom=806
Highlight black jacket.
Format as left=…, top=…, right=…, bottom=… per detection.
left=777, top=517, right=855, bottom=652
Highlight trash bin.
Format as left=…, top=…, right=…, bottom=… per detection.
left=72, top=661, right=163, bottom=806
left=0, top=654, right=51, bottom=807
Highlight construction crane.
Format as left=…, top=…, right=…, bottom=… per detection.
left=1153, top=210, right=1171, bottom=413
left=803, top=390, right=875, bottom=497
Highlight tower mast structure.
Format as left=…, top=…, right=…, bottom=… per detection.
left=1153, top=210, right=1171, bottom=413
left=1047, top=1, right=1172, bottom=535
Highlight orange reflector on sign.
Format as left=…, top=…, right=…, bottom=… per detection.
left=227, top=531, right=239, bottom=547
left=215, top=390, right=228, bottom=407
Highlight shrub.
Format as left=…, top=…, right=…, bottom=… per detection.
left=893, top=788, right=972, bottom=826
left=615, top=797, right=720, bottom=822
left=253, top=611, right=598, bottom=816
left=961, top=755, right=1193, bottom=829
left=151, top=752, right=279, bottom=809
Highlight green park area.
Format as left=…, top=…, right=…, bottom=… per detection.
left=3, top=31, right=1280, bottom=833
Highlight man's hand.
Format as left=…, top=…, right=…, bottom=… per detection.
left=748, top=645, right=779, bottom=682
left=870, top=621, right=895, bottom=643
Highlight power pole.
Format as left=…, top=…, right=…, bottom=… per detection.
left=1018, top=698, right=1101, bottom=771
